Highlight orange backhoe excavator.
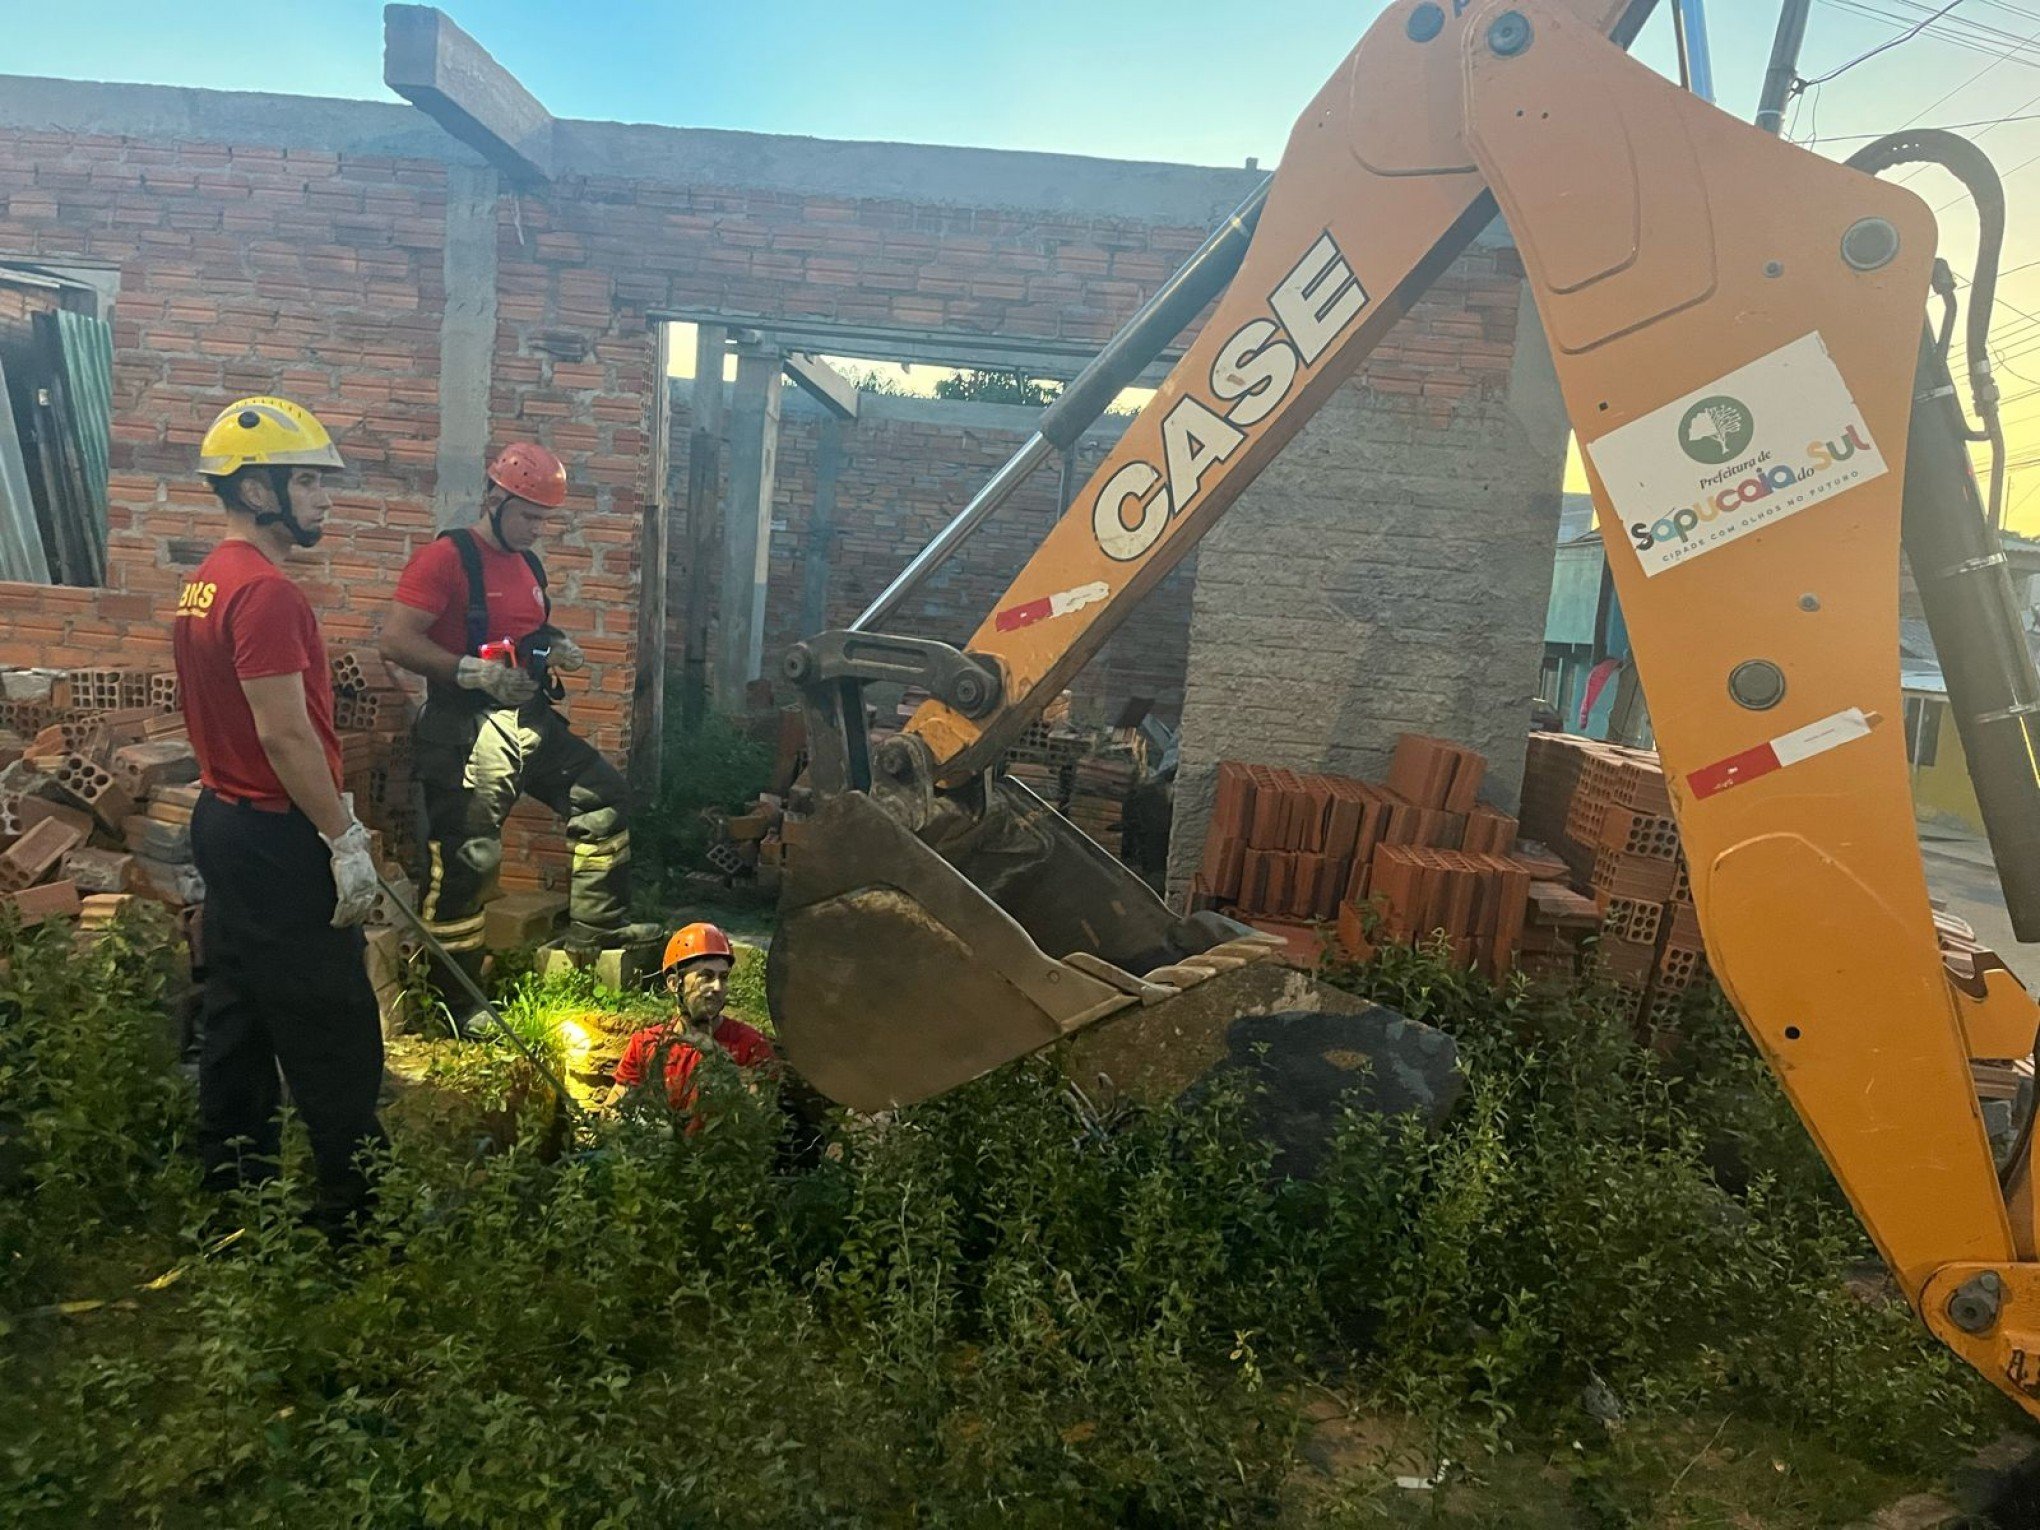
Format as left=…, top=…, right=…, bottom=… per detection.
left=767, top=0, right=2040, bottom=1419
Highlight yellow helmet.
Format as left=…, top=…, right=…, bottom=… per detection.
left=197, top=397, right=344, bottom=477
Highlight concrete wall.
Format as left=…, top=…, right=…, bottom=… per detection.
left=1165, top=254, right=1569, bottom=900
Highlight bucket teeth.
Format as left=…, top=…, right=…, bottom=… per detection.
left=1141, top=962, right=1217, bottom=989
left=1207, top=935, right=1286, bottom=960
left=1062, top=952, right=1182, bottom=1004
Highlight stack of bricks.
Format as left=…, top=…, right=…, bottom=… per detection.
left=2, top=664, right=427, bottom=999
left=1065, top=750, right=1139, bottom=851
left=328, top=649, right=419, bottom=873
left=1196, top=751, right=1479, bottom=923
left=1000, top=713, right=1086, bottom=806
left=1338, top=844, right=1531, bottom=979
left=0, top=664, right=200, bottom=936
left=1192, top=734, right=1600, bottom=981
left=1519, top=732, right=1703, bottom=1021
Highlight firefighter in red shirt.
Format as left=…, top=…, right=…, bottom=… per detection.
left=604, top=923, right=778, bottom=1118
left=380, top=442, right=652, bottom=1029
left=175, top=397, right=387, bottom=1242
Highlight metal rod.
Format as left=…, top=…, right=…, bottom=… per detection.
left=1899, top=333, right=2040, bottom=940
left=850, top=433, right=1055, bottom=633
left=376, top=875, right=584, bottom=1117
left=1755, top=0, right=1812, bottom=135
left=1672, top=0, right=1716, bottom=102
left=848, top=178, right=1270, bottom=634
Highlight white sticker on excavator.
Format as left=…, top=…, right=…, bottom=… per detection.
left=1585, top=332, right=1887, bottom=578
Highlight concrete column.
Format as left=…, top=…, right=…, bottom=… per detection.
left=800, top=413, right=845, bottom=638
left=715, top=341, right=782, bottom=712
left=679, top=324, right=726, bottom=723
left=435, top=163, right=498, bottom=530
left=628, top=323, right=674, bottom=802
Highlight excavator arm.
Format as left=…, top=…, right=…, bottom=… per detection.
left=771, top=0, right=2040, bottom=1419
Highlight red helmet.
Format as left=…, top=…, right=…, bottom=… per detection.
left=487, top=442, right=567, bottom=509
left=661, top=922, right=734, bottom=974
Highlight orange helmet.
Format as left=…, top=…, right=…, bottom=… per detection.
left=486, top=441, right=568, bottom=509
left=661, top=921, right=734, bottom=974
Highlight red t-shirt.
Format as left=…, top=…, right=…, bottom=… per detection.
left=613, top=1017, right=778, bottom=1115
left=172, top=540, right=343, bottom=809
left=392, top=533, right=547, bottom=658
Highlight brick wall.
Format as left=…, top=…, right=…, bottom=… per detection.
left=0, top=93, right=1254, bottom=892
left=1, top=87, right=1556, bottom=905
left=0, top=132, right=449, bottom=668
left=1164, top=252, right=1569, bottom=900
left=665, top=389, right=1196, bottom=722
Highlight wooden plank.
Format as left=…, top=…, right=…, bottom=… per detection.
left=782, top=351, right=860, bottom=421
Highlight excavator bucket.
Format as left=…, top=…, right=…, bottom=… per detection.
left=769, top=776, right=1460, bottom=1128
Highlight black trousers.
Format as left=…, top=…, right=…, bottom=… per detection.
left=413, top=697, right=634, bottom=949
left=191, top=791, right=388, bottom=1238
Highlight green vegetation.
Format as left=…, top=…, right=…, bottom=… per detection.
left=0, top=906, right=2022, bottom=1525
left=630, top=703, right=774, bottom=915
left=932, top=367, right=1062, bottom=407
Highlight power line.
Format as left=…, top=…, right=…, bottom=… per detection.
left=1878, top=4, right=2040, bottom=127
left=1809, top=109, right=2040, bottom=138
left=1800, top=0, right=1967, bottom=86
left=1934, top=140, right=2040, bottom=209
left=1818, top=0, right=2040, bottom=69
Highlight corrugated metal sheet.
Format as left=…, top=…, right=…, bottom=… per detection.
left=1557, top=491, right=1597, bottom=544
left=53, top=307, right=110, bottom=582
left=1544, top=542, right=1603, bottom=647
left=0, top=353, right=51, bottom=584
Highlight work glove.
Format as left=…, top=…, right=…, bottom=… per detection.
left=456, top=655, right=539, bottom=707
left=322, top=819, right=379, bottom=929
left=546, top=632, right=586, bottom=673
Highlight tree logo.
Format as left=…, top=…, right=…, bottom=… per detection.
left=1679, top=395, right=1754, bottom=465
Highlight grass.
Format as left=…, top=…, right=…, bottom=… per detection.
left=0, top=907, right=2029, bottom=1526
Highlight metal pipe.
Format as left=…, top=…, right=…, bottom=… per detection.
left=1755, top=0, right=1812, bottom=135
left=1672, top=0, right=1716, bottom=102
left=1900, top=332, right=2040, bottom=940
left=849, top=178, right=1270, bottom=634
left=849, top=434, right=1056, bottom=633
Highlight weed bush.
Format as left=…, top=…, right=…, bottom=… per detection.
left=0, top=909, right=194, bottom=1307
left=0, top=918, right=2011, bottom=1524
left=630, top=702, right=773, bottom=910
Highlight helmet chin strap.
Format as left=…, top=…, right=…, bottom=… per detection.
left=487, top=490, right=513, bottom=547
left=251, top=466, right=322, bottom=548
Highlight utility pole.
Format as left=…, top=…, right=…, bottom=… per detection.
left=1756, top=0, right=1813, bottom=136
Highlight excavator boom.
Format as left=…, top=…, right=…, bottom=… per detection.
left=771, top=0, right=2040, bottom=1419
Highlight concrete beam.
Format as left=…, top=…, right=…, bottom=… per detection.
left=433, top=163, right=497, bottom=530
left=382, top=6, right=553, bottom=184
left=782, top=351, right=859, bottom=421
left=715, top=342, right=782, bottom=712
left=652, top=309, right=1180, bottom=384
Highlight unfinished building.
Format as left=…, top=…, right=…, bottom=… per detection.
left=0, top=6, right=1566, bottom=891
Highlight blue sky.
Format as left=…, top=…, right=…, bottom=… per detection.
left=0, top=2, right=1965, bottom=166
left=13, top=2, right=2040, bottom=521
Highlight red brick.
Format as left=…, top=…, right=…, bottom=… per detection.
left=18, top=796, right=95, bottom=843
left=0, top=817, right=87, bottom=891
left=11, top=879, right=82, bottom=926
